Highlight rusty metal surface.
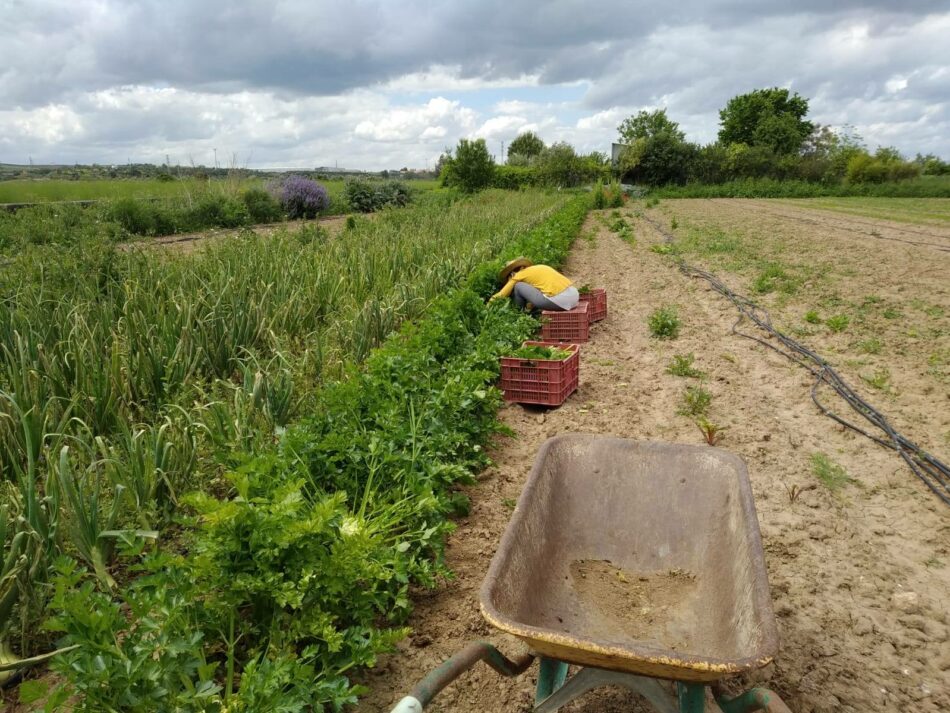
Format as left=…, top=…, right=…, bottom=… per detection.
left=479, top=434, right=779, bottom=683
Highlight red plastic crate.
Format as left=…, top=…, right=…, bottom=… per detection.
left=578, top=288, right=607, bottom=322
left=540, top=302, right=589, bottom=343
left=499, top=341, right=580, bottom=406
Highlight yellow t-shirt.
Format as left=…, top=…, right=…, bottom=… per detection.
left=491, top=265, right=572, bottom=301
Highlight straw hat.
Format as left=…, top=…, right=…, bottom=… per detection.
left=498, top=257, right=532, bottom=284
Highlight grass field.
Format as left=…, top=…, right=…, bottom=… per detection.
left=0, top=176, right=439, bottom=205
left=776, top=196, right=950, bottom=224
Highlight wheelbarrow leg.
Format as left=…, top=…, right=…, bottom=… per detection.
left=535, top=657, right=569, bottom=703
left=676, top=682, right=707, bottom=712
left=534, top=667, right=678, bottom=713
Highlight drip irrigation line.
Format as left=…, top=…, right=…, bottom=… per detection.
left=738, top=201, right=950, bottom=253
left=640, top=213, right=950, bottom=507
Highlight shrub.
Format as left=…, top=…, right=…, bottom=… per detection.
left=492, top=166, right=537, bottom=190
left=184, top=195, right=250, bottom=230
left=649, top=306, right=680, bottom=339
left=344, top=179, right=412, bottom=213
left=110, top=198, right=176, bottom=236
left=440, top=139, right=495, bottom=193
left=275, top=176, right=329, bottom=219
left=242, top=188, right=283, bottom=223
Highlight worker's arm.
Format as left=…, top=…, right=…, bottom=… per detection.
left=490, top=278, right=517, bottom=302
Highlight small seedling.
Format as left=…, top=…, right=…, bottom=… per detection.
left=650, top=243, right=676, bottom=255
left=825, top=314, right=850, bottom=333
left=649, top=306, right=681, bottom=339
left=882, top=307, right=902, bottom=319
left=679, top=385, right=712, bottom=417
left=695, top=417, right=726, bottom=445
left=345, top=215, right=357, bottom=230
left=784, top=482, right=817, bottom=504
left=804, top=310, right=821, bottom=324
left=753, top=264, right=791, bottom=295
left=667, top=353, right=704, bottom=378
left=502, top=498, right=517, bottom=509
left=857, top=338, right=882, bottom=355
left=861, top=368, right=891, bottom=391
left=670, top=217, right=678, bottom=230
left=811, top=452, right=853, bottom=490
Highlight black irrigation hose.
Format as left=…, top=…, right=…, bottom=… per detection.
left=640, top=213, right=950, bottom=507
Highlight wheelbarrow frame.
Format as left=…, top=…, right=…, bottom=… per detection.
left=389, top=436, right=790, bottom=712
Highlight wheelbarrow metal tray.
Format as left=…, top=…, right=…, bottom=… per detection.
left=480, top=435, right=779, bottom=683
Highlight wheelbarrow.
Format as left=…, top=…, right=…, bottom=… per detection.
left=389, top=435, right=792, bottom=712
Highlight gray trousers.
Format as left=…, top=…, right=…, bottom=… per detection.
left=513, top=282, right=564, bottom=311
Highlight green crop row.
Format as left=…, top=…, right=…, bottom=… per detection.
left=26, top=194, right=589, bottom=710
left=0, top=190, right=562, bottom=663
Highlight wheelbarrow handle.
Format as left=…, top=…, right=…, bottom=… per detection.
left=389, top=641, right=534, bottom=712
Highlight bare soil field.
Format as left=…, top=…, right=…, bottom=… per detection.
left=356, top=199, right=950, bottom=713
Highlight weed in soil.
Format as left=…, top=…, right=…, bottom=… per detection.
left=679, top=385, right=712, bottom=417
left=666, top=353, right=705, bottom=378
left=649, top=306, right=681, bottom=339
left=695, top=417, right=726, bottom=445
left=811, top=452, right=853, bottom=490
left=826, top=314, right=850, bottom=333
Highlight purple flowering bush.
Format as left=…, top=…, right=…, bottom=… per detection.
left=274, top=176, right=329, bottom=219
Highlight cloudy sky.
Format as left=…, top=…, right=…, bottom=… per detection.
left=2, top=1, right=948, bottom=170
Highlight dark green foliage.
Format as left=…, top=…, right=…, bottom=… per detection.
left=440, top=139, right=496, bottom=193
left=110, top=198, right=177, bottom=235
left=718, top=88, right=814, bottom=154
left=242, top=188, right=283, bottom=223
left=535, top=143, right=608, bottom=187
left=507, top=131, right=545, bottom=160
left=617, top=132, right=698, bottom=186
left=344, top=179, right=413, bottom=212
left=648, top=306, right=681, bottom=339
left=43, top=195, right=590, bottom=710
left=618, top=109, right=685, bottom=143
left=185, top=195, right=251, bottom=229
left=492, top=166, right=537, bottom=190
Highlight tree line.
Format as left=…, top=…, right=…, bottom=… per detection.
left=438, top=87, right=949, bottom=193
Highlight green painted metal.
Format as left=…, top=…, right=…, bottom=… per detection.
left=535, top=657, right=569, bottom=704
left=676, top=682, right=707, bottom=713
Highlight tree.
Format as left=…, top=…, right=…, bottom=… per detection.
left=617, top=133, right=697, bottom=186
left=718, top=88, right=814, bottom=155
left=534, top=142, right=603, bottom=187
left=507, top=131, right=545, bottom=161
left=617, top=109, right=684, bottom=144
left=440, top=138, right=495, bottom=192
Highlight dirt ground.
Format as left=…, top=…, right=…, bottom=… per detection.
left=355, top=201, right=950, bottom=712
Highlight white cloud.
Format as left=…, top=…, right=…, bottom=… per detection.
left=1, top=2, right=948, bottom=165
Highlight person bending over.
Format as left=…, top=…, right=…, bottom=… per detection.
left=490, top=258, right=579, bottom=313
